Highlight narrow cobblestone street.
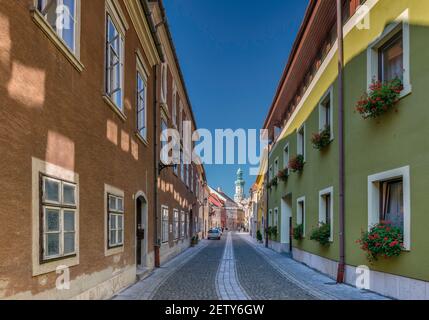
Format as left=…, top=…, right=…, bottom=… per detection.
left=115, top=233, right=387, bottom=300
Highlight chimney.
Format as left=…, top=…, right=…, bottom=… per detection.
left=217, top=187, right=222, bottom=193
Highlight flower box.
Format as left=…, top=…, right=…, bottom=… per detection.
left=310, top=223, right=331, bottom=246
left=292, top=224, right=304, bottom=241
left=311, top=126, right=331, bottom=150
left=288, top=155, right=304, bottom=173
left=356, top=78, right=403, bottom=119
left=356, top=221, right=404, bottom=262
left=277, top=168, right=289, bottom=182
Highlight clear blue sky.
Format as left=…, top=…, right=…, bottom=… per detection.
left=163, top=0, right=309, bottom=198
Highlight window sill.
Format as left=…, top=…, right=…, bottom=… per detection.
left=135, top=132, right=148, bottom=146
left=33, top=253, right=79, bottom=277
left=105, top=244, right=124, bottom=257
left=399, top=84, right=412, bottom=100
left=160, top=102, right=169, bottom=118
left=30, top=8, right=84, bottom=73
left=103, top=95, right=127, bottom=122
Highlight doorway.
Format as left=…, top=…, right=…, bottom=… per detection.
left=136, top=195, right=148, bottom=267
left=281, top=195, right=292, bottom=252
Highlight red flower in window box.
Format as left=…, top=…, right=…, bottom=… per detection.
left=311, top=126, right=331, bottom=150
left=357, top=221, right=404, bottom=262
left=277, top=168, right=289, bottom=182
left=288, top=155, right=304, bottom=173
left=356, top=78, right=403, bottom=119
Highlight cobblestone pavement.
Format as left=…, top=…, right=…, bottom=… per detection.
left=150, top=237, right=225, bottom=300
left=216, top=232, right=249, bottom=300
left=232, top=233, right=317, bottom=300
left=115, top=232, right=387, bottom=300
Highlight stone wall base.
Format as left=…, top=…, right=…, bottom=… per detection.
left=292, top=247, right=429, bottom=300
left=267, top=240, right=290, bottom=253
left=159, top=239, right=191, bottom=266
left=6, top=265, right=136, bottom=300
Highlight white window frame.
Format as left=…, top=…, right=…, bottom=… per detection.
left=180, top=211, right=185, bottom=238
left=179, top=102, right=183, bottom=139
left=274, top=158, right=279, bottom=176
left=318, top=87, right=334, bottom=139
left=368, top=166, right=410, bottom=250
left=283, top=143, right=290, bottom=173
left=41, top=176, right=77, bottom=261
left=32, top=158, right=80, bottom=276
left=319, top=187, right=334, bottom=242
left=274, top=207, right=279, bottom=227
left=161, top=206, right=169, bottom=243
left=190, top=165, right=194, bottom=192
left=297, top=124, right=306, bottom=161
left=172, top=82, right=177, bottom=128
left=173, top=209, right=179, bottom=240
left=297, top=196, right=306, bottom=237
left=105, top=4, right=126, bottom=112
left=107, top=194, right=124, bottom=248
left=161, top=63, right=168, bottom=105
left=160, top=118, right=168, bottom=165
left=34, top=0, right=81, bottom=54
left=136, top=57, right=148, bottom=141
left=367, top=9, right=411, bottom=98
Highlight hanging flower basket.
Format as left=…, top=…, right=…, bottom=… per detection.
left=288, top=155, right=304, bottom=173
left=356, top=78, right=403, bottom=119
left=310, top=223, right=331, bottom=246
left=311, top=126, right=331, bottom=150
left=356, top=221, right=404, bottom=262
left=277, top=168, right=289, bottom=182
left=292, top=224, right=304, bottom=241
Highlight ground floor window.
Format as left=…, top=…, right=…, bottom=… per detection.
left=180, top=211, right=185, bottom=238
left=319, top=187, right=333, bottom=241
left=380, top=179, right=404, bottom=230
left=274, top=208, right=279, bottom=227
left=297, top=197, right=305, bottom=236
left=173, top=209, right=179, bottom=240
left=368, top=166, right=410, bottom=250
left=41, top=175, right=77, bottom=260
left=162, top=206, right=169, bottom=243
left=108, top=194, right=124, bottom=248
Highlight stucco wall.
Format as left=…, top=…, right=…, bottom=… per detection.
left=0, top=0, right=156, bottom=299
left=267, top=0, right=429, bottom=282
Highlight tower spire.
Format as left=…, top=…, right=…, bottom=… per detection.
left=234, top=168, right=245, bottom=203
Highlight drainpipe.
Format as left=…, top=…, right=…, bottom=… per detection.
left=153, top=64, right=161, bottom=268
left=265, top=142, right=272, bottom=248
left=336, top=0, right=346, bottom=284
